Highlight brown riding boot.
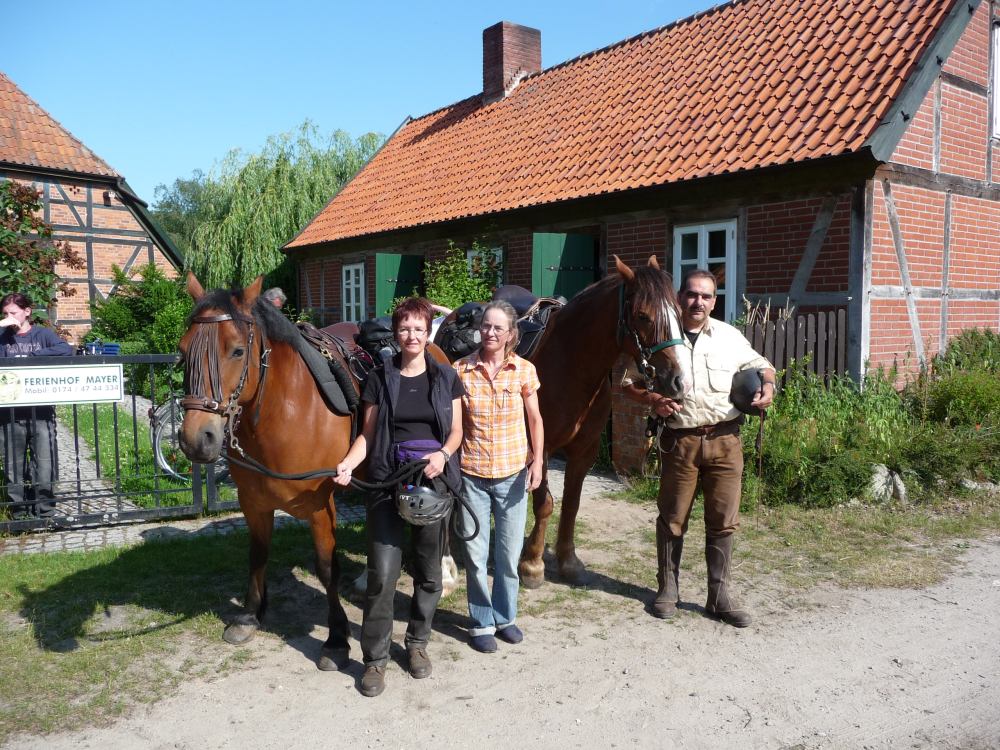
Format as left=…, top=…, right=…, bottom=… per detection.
left=704, top=534, right=752, bottom=628
left=651, top=521, right=683, bottom=619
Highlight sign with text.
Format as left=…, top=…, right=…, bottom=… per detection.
left=0, top=364, right=125, bottom=406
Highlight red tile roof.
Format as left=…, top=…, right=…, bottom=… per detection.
left=0, top=72, right=118, bottom=178
left=287, top=0, right=962, bottom=250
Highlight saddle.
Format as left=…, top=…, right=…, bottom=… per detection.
left=294, top=321, right=373, bottom=416
left=434, top=285, right=565, bottom=361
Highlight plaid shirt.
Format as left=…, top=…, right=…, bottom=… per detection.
left=455, top=352, right=541, bottom=479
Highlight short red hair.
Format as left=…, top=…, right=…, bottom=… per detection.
left=391, top=297, right=434, bottom=332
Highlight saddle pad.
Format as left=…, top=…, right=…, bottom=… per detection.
left=287, top=325, right=355, bottom=416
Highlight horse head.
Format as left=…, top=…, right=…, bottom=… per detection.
left=614, top=255, right=693, bottom=400
left=177, top=272, right=266, bottom=464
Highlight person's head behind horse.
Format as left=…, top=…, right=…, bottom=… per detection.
left=482, top=300, right=520, bottom=357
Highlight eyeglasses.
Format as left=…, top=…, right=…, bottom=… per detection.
left=397, top=328, right=427, bottom=336
left=479, top=324, right=510, bottom=334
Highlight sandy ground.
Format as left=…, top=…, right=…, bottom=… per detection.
left=5, top=477, right=1000, bottom=750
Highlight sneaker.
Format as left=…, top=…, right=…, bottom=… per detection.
left=469, top=633, right=498, bottom=653
left=496, top=624, right=523, bottom=644
left=407, top=647, right=432, bottom=679
left=359, top=665, right=386, bottom=697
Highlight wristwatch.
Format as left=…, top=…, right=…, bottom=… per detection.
left=439, top=448, right=452, bottom=461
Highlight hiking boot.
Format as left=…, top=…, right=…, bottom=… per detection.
left=705, top=534, right=752, bottom=628
left=651, top=521, right=683, bottom=619
left=360, top=665, right=386, bottom=697
left=407, top=646, right=432, bottom=679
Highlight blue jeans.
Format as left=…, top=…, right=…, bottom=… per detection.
left=459, top=470, right=528, bottom=636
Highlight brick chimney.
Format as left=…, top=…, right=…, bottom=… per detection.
left=482, top=21, right=541, bottom=104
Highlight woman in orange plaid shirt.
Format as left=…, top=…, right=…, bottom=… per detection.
left=455, top=300, right=544, bottom=653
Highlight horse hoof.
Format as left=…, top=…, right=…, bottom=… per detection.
left=519, top=559, right=545, bottom=589
left=318, top=647, right=351, bottom=672
left=223, top=621, right=258, bottom=645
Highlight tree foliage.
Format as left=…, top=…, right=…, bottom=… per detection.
left=422, top=241, right=503, bottom=311
left=152, top=121, right=383, bottom=301
left=0, top=179, right=84, bottom=321
left=87, top=263, right=192, bottom=355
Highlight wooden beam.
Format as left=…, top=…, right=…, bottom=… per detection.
left=788, top=194, right=840, bottom=305
left=878, top=162, right=1000, bottom=200
left=870, top=285, right=1000, bottom=301
left=880, top=178, right=926, bottom=365
left=940, top=193, right=952, bottom=352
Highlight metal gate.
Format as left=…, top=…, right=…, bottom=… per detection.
left=0, top=354, right=236, bottom=534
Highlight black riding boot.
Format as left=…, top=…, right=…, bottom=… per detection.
left=705, top=534, right=751, bottom=628
left=651, top=518, right=683, bottom=619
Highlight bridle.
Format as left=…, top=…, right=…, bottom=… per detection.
left=180, top=311, right=271, bottom=458
left=617, top=283, right=685, bottom=387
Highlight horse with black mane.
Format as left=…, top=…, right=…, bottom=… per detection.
left=177, top=274, right=355, bottom=670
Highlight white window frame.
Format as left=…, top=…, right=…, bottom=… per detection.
left=992, top=23, right=1000, bottom=138
left=467, top=246, right=504, bottom=286
left=341, top=261, right=365, bottom=323
left=672, top=219, right=738, bottom=322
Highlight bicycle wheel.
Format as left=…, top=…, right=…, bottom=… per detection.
left=152, top=400, right=191, bottom=481
left=152, top=400, right=231, bottom=484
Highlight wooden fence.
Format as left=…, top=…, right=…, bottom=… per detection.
left=741, top=309, right=848, bottom=381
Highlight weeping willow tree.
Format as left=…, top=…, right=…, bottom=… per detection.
left=179, top=121, right=382, bottom=298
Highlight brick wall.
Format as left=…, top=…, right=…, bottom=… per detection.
left=872, top=4, right=1000, bottom=378
left=1, top=173, right=176, bottom=344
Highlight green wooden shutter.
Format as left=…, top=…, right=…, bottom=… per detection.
left=375, top=254, right=424, bottom=316
left=532, top=233, right=597, bottom=299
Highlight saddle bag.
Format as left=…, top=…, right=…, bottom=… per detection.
left=357, top=317, right=398, bottom=361
left=436, top=302, right=485, bottom=361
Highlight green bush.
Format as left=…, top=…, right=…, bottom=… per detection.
left=88, top=264, right=192, bottom=353
left=924, top=370, right=1000, bottom=427
left=932, top=328, right=1000, bottom=374
left=423, top=241, right=502, bottom=311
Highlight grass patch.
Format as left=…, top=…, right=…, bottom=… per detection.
left=0, top=521, right=365, bottom=739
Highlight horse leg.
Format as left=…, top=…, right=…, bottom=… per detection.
left=440, top=524, right=460, bottom=597
left=555, top=434, right=602, bottom=584
left=224, top=507, right=274, bottom=645
left=310, top=498, right=351, bottom=672
left=518, top=469, right=553, bottom=589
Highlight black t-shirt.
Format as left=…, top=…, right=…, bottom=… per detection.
left=361, top=369, right=463, bottom=444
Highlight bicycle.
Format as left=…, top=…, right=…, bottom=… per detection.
left=150, top=398, right=230, bottom=484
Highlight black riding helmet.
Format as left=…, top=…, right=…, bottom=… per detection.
left=395, top=477, right=454, bottom=526
left=730, top=368, right=766, bottom=416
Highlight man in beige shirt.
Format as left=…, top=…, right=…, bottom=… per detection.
left=622, top=269, right=775, bottom=627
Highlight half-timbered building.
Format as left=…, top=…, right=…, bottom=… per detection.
left=0, top=72, right=181, bottom=342
left=285, top=0, right=1000, bottom=470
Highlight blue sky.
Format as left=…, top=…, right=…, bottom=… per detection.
left=5, top=0, right=714, bottom=204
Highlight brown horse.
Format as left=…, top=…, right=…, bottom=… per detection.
left=177, top=273, right=354, bottom=671
left=518, top=255, right=691, bottom=587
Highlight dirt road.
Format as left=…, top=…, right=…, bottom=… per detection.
left=5, top=479, right=999, bottom=749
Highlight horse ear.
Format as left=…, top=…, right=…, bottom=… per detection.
left=647, top=255, right=661, bottom=270
left=244, top=275, right=265, bottom=305
left=613, top=255, right=635, bottom=282
left=186, top=271, right=205, bottom=300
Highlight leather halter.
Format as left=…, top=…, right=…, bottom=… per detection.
left=617, top=283, right=684, bottom=385
left=180, top=311, right=271, bottom=451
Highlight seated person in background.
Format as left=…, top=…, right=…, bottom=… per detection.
left=0, top=293, right=74, bottom=518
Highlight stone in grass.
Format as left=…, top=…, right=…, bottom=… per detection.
left=868, top=464, right=894, bottom=504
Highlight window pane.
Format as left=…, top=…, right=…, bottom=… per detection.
left=709, top=261, right=727, bottom=292
left=707, top=229, right=727, bottom=259
left=711, top=292, right=726, bottom=321
left=680, top=232, right=698, bottom=261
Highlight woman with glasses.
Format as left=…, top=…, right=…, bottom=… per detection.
left=454, top=300, right=544, bottom=653
left=334, top=297, right=464, bottom=697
